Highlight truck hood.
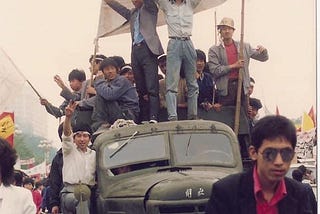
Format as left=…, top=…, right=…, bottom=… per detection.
left=104, top=168, right=236, bottom=198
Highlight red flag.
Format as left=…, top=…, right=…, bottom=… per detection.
left=276, top=106, right=280, bottom=116
left=308, top=106, right=316, bottom=126
left=0, top=112, right=14, bottom=147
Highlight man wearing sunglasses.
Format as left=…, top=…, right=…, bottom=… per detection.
left=205, top=115, right=316, bottom=214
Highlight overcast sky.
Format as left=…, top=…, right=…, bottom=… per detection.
left=0, top=0, right=317, bottom=147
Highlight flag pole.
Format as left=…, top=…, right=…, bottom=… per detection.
left=234, top=0, right=245, bottom=136
left=214, top=10, right=218, bottom=46
left=212, top=10, right=218, bottom=105
left=0, top=48, right=57, bottom=115
left=86, top=38, right=99, bottom=98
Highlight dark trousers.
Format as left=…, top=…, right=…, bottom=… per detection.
left=131, top=42, right=159, bottom=122
left=91, top=95, right=137, bottom=132
left=218, top=79, right=245, bottom=106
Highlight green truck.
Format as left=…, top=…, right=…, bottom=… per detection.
left=93, top=120, right=243, bottom=214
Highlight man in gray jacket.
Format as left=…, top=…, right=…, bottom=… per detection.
left=208, top=17, right=268, bottom=106
left=104, top=0, right=164, bottom=123
left=208, top=17, right=268, bottom=160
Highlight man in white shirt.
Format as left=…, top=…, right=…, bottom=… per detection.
left=58, top=101, right=96, bottom=214
left=0, top=138, right=36, bottom=214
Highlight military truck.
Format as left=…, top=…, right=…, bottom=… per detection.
left=93, top=120, right=243, bottom=214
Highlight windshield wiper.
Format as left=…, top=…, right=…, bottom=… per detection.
left=157, top=166, right=192, bottom=172
left=109, top=131, right=138, bottom=158
left=185, top=134, right=192, bottom=156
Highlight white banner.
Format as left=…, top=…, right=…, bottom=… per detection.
left=97, top=0, right=227, bottom=38
left=21, top=161, right=46, bottom=176
left=0, top=48, right=26, bottom=113
left=19, top=157, right=35, bottom=165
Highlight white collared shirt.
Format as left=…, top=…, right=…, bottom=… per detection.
left=62, top=134, right=96, bottom=186
left=0, top=184, right=36, bottom=214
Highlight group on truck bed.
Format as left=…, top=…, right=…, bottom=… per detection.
left=39, top=6, right=270, bottom=213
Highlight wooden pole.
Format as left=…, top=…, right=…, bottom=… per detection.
left=212, top=10, right=218, bottom=105
left=214, top=10, right=218, bottom=46
left=1, top=48, right=57, bottom=114
left=86, top=38, right=99, bottom=98
left=234, top=0, right=245, bottom=136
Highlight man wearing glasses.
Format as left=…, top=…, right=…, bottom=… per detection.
left=205, top=115, right=316, bottom=214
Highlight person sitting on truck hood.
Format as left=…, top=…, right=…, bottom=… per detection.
left=60, top=101, right=96, bottom=214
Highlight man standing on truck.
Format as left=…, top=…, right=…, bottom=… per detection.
left=207, top=17, right=268, bottom=160
left=103, top=0, right=164, bottom=124
left=155, top=0, right=200, bottom=121
left=59, top=101, right=96, bottom=214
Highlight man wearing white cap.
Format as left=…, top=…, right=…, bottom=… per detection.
left=208, top=17, right=268, bottom=107
left=208, top=17, right=268, bottom=160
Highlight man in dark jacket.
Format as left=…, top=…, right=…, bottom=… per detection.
left=103, top=0, right=164, bottom=123
left=205, top=115, right=317, bottom=214
left=49, top=148, right=63, bottom=214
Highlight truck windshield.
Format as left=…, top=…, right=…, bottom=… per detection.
left=103, top=134, right=167, bottom=169
left=172, top=133, right=235, bottom=166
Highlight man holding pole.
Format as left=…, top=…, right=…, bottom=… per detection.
left=207, top=17, right=268, bottom=159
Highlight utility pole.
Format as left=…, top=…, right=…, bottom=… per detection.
left=38, top=140, right=52, bottom=177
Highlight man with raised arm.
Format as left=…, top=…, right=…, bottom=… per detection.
left=59, top=101, right=96, bottom=214
left=103, top=0, right=164, bottom=123
left=155, top=0, right=200, bottom=121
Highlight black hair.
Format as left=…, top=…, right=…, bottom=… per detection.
left=251, top=115, right=297, bottom=150
left=89, top=54, right=106, bottom=64
left=109, top=56, right=125, bottom=69
left=292, top=169, right=303, bottom=182
left=298, top=165, right=307, bottom=175
left=35, top=181, right=43, bottom=189
left=72, top=123, right=93, bottom=136
left=0, top=138, right=17, bottom=186
left=249, top=98, right=262, bottom=110
left=196, top=49, right=207, bottom=62
left=23, top=177, right=34, bottom=187
left=13, top=170, right=23, bottom=186
left=99, top=57, right=119, bottom=71
left=120, top=64, right=132, bottom=75
left=68, top=69, right=86, bottom=82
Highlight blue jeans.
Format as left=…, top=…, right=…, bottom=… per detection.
left=165, top=39, right=199, bottom=120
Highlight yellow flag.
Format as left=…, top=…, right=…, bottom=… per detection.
left=301, top=112, right=314, bottom=132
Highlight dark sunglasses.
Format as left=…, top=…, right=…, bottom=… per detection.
left=259, top=147, right=294, bottom=162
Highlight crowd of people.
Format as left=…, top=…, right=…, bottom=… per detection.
left=2, top=0, right=315, bottom=214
